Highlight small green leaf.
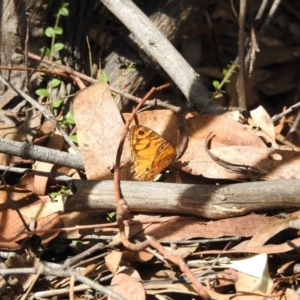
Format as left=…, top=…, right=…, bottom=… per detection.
left=59, top=121, right=67, bottom=128
left=59, top=7, right=69, bottom=16
left=35, top=89, right=50, bottom=97
left=107, top=212, right=116, bottom=220
left=58, top=116, right=67, bottom=128
left=99, top=70, right=110, bottom=83
left=213, top=80, right=220, bottom=89
left=70, top=135, right=78, bottom=143
left=65, top=111, right=75, bottom=124
left=50, top=78, right=61, bottom=88
left=52, top=99, right=64, bottom=108
left=71, top=240, right=83, bottom=248
left=40, top=47, right=51, bottom=57
left=53, top=43, right=64, bottom=51
left=214, top=92, right=223, bottom=99
left=54, top=27, right=63, bottom=35
left=45, top=27, right=55, bottom=38
left=222, top=69, right=228, bottom=76
left=61, top=186, right=71, bottom=195
left=50, top=191, right=59, bottom=198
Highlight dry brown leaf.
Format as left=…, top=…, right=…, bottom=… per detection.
left=59, top=212, right=110, bottom=239
left=74, top=83, right=131, bottom=180
left=34, top=120, right=55, bottom=145
left=181, top=114, right=267, bottom=178
left=162, top=243, right=199, bottom=259
left=205, top=146, right=300, bottom=180
left=109, top=265, right=145, bottom=300
left=0, top=207, right=61, bottom=250
left=248, top=217, right=297, bottom=247
left=122, top=250, right=153, bottom=263
left=33, top=129, right=64, bottom=195
left=0, top=191, right=62, bottom=250
left=217, top=269, right=239, bottom=288
left=105, top=250, right=122, bottom=275
left=235, top=272, right=272, bottom=300
left=123, top=109, right=178, bottom=144
left=21, top=195, right=63, bottom=219
left=250, top=105, right=278, bottom=147
left=142, top=214, right=278, bottom=241
left=285, top=288, right=300, bottom=300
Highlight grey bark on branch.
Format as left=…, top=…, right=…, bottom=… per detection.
left=101, top=0, right=224, bottom=115
left=0, top=138, right=84, bottom=170
left=66, top=179, right=300, bottom=219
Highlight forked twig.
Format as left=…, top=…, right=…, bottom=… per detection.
left=113, top=84, right=211, bottom=299
left=22, top=50, right=185, bottom=113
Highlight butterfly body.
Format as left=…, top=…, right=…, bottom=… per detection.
left=129, top=125, right=176, bottom=181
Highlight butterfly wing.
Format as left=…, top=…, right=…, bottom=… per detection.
left=129, top=125, right=176, bottom=181
left=144, top=141, right=176, bottom=181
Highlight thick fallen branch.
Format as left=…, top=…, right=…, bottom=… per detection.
left=66, top=179, right=300, bottom=219
left=101, top=0, right=224, bottom=115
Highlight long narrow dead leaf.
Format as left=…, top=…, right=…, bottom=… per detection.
left=74, top=83, right=131, bottom=180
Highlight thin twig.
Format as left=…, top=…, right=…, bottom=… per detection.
left=249, top=26, right=260, bottom=76
left=34, top=284, right=90, bottom=298
left=289, top=108, right=300, bottom=133
left=0, top=265, right=126, bottom=300
left=237, top=0, right=247, bottom=109
left=0, top=165, right=72, bottom=181
left=25, top=50, right=185, bottom=113
left=62, top=242, right=105, bottom=270
left=245, top=0, right=282, bottom=68
left=86, top=36, right=93, bottom=77
left=257, top=0, right=282, bottom=41
left=24, top=11, right=31, bottom=92
left=223, top=1, right=281, bottom=89
left=27, top=216, right=189, bottom=237
left=0, top=66, right=71, bottom=79
left=71, top=271, right=126, bottom=300
left=272, top=101, right=300, bottom=122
